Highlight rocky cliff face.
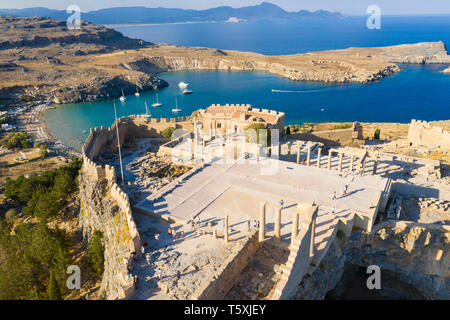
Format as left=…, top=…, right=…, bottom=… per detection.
left=294, top=222, right=449, bottom=300
left=78, top=170, right=137, bottom=300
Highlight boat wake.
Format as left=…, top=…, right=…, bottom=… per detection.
left=271, top=89, right=324, bottom=93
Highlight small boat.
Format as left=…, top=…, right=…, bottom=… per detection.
left=144, top=102, right=151, bottom=119
left=178, top=82, right=189, bottom=89
left=119, top=89, right=126, bottom=102
left=183, top=89, right=193, bottom=94
left=135, top=87, right=140, bottom=97
left=152, top=92, right=162, bottom=107
left=321, top=108, right=325, bottom=112
left=172, top=98, right=181, bottom=113
left=82, top=130, right=87, bottom=134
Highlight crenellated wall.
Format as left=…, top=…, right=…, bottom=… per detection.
left=408, top=119, right=450, bottom=149
left=80, top=118, right=142, bottom=300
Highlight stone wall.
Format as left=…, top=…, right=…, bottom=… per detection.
left=348, top=221, right=450, bottom=299
left=194, top=230, right=260, bottom=300
left=80, top=118, right=143, bottom=300
left=290, top=122, right=363, bottom=146
left=293, top=221, right=449, bottom=300
left=408, top=119, right=450, bottom=149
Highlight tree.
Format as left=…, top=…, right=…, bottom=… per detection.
left=161, top=127, right=175, bottom=140
left=285, top=126, right=291, bottom=135
left=87, top=230, right=105, bottom=278
left=244, top=123, right=271, bottom=147
left=374, top=129, right=381, bottom=140
left=48, top=270, right=62, bottom=300
left=4, top=208, right=17, bottom=220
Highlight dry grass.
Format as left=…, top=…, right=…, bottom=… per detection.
left=0, top=156, right=68, bottom=183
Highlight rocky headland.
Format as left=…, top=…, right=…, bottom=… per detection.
left=1, top=16, right=450, bottom=108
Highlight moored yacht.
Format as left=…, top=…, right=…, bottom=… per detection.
left=172, top=98, right=181, bottom=113
left=152, top=92, right=162, bottom=107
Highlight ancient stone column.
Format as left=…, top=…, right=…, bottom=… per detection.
left=213, top=229, right=217, bottom=239
left=350, top=154, right=355, bottom=172
left=372, top=160, right=378, bottom=175
left=224, top=215, right=229, bottom=243
left=233, top=139, right=238, bottom=160
left=274, top=206, right=281, bottom=244
left=287, top=142, right=291, bottom=161
left=296, top=144, right=301, bottom=164
left=259, top=201, right=266, bottom=242
left=309, top=214, right=316, bottom=258
left=360, top=159, right=366, bottom=176
left=307, top=147, right=311, bottom=166
left=257, top=143, right=261, bottom=162
left=194, top=117, right=198, bottom=145
left=291, top=206, right=299, bottom=246
left=317, top=148, right=322, bottom=168
left=338, top=152, right=343, bottom=172
left=328, top=150, right=332, bottom=170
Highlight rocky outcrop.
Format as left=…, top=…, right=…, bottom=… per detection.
left=79, top=120, right=141, bottom=300
left=0, top=16, right=152, bottom=50
left=441, top=67, right=450, bottom=74
left=294, top=222, right=449, bottom=300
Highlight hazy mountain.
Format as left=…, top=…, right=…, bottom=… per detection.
left=0, top=2, right=344, bottom=25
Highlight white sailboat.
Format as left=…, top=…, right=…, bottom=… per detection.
left=172, top=98, right=181, bottom=113
left=144, top=102, right=151, bottom=119
left=135, top=86, right=140, bottom=97
left=152, top=92, right=162, bottom=107
left=119, top=89, right=126, bottom=102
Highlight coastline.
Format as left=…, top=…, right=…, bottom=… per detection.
left=104, top=20, right=233, bottom=28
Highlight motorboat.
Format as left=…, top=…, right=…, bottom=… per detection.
left=178, top=82, right=189, bottom=89
left=183, top=89, right=193, bottom=94
left=135, top=87, right=140, bottom=97
left=119, top=89, right=126, bottom=102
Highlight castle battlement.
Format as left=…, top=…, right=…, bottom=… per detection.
left=408, top=119, right=450, bottom=149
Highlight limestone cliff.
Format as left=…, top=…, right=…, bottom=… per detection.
left=294, top=222, right=449, bottom=300
left=78, top=169, right=140, bottom=299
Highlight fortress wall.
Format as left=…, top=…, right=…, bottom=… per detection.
left=80, top=119, right=143, bottom=300
left=290, top=124, right=362, bottom=146
left=408, top=119, right=450, bottom=149
left=272, top=205, right=318, bottom=300
left=194, top=230, right=260, bottom=300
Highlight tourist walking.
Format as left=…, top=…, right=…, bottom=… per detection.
left=247, top=220, right=251, bottom=231
left=181, top=230, right=185, bottom=240
left=146, top=254, right=151, bottom=266
left=156, top=267, right=162, bottom=280
left=155, top=233, right=160, bottom=244
left=332, top=191, right=336, bottom=200
left=168, top=227, right=172, bottom=238
left=280, top=199, right=284, bottom=209
left=331, top=206, right=336, bottom=214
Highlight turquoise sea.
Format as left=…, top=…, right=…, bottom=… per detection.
left=44, top=17, right=450, bottom=151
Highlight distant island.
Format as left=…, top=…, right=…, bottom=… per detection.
left=0, top=2, right=344, bottom=25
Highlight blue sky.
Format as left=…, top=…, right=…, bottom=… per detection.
left=0, top=0, right=449, bottom=15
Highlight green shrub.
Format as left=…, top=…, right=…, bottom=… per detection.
left=161, top=127, right=175, bottom=140
left=87, top=230, right=105, bottom=278
left=5, top=208, right=17, bottom=220
left=332, top=124, right=352, bottom=130
left=0, top=131, right=33, bottom=149
left=374, top=129, right=381, bottom=140
left=244, top=123, right=271, bottom=146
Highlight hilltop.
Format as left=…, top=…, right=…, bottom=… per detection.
left=1, top=17, right=450, bottom=109
left=0, top=3, right=344, bottom=25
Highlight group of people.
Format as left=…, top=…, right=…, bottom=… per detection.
left=332, top=184, right=349, bottom=200
left=167, top=227, right=185, bottom=241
